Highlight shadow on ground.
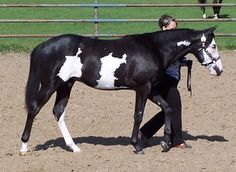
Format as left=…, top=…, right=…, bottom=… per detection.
left=34, top=131, right=228, bottom=152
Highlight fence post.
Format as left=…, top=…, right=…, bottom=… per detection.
left=94, top=0, right=99, bottom=38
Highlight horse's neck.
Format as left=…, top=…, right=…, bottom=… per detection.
left=168, top=47, right=190, bottom=68
left=172, top=46, right=190, bottom=62
left=158, top=41, right=191, bottom=69
left=154, top=30, right=194, bottom=67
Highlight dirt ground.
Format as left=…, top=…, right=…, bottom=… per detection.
left=0, top=51, right=236, bottom=172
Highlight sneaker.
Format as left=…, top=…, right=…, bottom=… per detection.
left=174, top=142, right=192, bottom=149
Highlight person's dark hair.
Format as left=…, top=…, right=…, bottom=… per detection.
left=158, top=14, right=177, bottom=29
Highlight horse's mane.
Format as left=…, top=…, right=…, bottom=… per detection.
left=132, top=28, right=194, bottom=39
left=129, top=28, right=199, bottom=48
left=152, top=28, right=197, bottom=43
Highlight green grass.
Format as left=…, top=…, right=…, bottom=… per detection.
left=0, top=0, right=235, bottom=52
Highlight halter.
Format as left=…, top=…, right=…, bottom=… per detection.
left=199, top=34, right=220, bottom=66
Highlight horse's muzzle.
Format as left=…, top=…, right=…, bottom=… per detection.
left=207, top=61, right=223, bottom=76
left=215, top=67, right=223, bottom=76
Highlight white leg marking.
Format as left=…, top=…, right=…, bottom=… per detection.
left=213, top=14, right=218, bottom=19
left=58, top=111, right=80, bottom=152
left=203, top=13, right=207, bottom=19
left=20, top=142, right=28, bottom=155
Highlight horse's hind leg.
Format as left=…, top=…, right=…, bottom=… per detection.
left=20, top=86, right=54, bottom=155
left=131, top=83, right=151, bottom=154
left=199, top=0, right=207, bottom=18
left=213, top=0, right=223, bottom=19
left=53, top=80, right=80, bottom=152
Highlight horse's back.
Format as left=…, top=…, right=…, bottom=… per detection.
left=32, top=34, right=133, bottom=60
left=31, top=34, right=84, bottom=59
left=29, top=32, right=161, bottom=89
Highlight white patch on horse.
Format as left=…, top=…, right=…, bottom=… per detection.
left=57, top=48, right=83, bottom=82
left=201, top=34, right=206, bottom=43
left=96, top=53, right=127, bottom=89
left=177, top=40, right=191, bottom=47
left=208, top=38, right=219, bottom=59
left=201, top=51, right=212, bottom=65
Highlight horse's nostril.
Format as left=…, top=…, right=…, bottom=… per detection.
left=217, top=70, right=223, bottom=76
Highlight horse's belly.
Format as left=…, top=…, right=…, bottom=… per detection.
left=95, top=78, right=128, bottom=89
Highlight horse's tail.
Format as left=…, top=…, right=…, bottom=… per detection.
left=25, top=48, right=40, bottom=112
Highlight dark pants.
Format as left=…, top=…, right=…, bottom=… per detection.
left=140, top=74, right=184, bottom=146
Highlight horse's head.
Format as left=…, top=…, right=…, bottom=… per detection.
left=191, top=27, right=223, bottom=76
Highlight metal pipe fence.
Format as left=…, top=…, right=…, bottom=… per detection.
left=0, top=3, right=235, bottom=8
left=0, top=18, right=236, bottom=23
left=0, top=3, right=235, bottom=38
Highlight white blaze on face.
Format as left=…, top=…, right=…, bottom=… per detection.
left=177, top=40, right=191, bottom=47
left=57, top=48, right=83, bottom=82
left=200, top=34, right=211, bottom=65
left=202, top=51, right=213, bottom=65
left=207, top=38, right=219, bottom=60
left=96, top=53, right=127, bottom=89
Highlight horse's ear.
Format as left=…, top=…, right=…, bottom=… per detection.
left=191, top=26, right=216, bottom=41
left=203, top=26, right=217, bottom=37
left=207, top=26, right=217, bottom=33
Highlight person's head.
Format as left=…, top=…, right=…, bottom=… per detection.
left=158, top=14, right=177, bottom=31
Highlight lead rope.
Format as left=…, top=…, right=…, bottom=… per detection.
left=186, top=60, right=193, bottom=97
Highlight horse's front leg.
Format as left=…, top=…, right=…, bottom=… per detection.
left=152, top=95, right=172, bottom=152
left=131, top=83, right=151, bottom=154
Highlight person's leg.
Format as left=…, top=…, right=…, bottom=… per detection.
left=165, top=86, right=184, bottom=146
left=140, top=74, right=190, bottom=149
left=140, top=111, right=165, bottom=139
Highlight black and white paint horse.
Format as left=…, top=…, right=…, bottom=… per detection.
left=20, top=27, right=223, bottom=155
left=198, top=0, right=223, bottom=19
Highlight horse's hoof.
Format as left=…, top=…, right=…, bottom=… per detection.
left=73, top=148, right=81, bottom=153
left=71, top=145, right=81, bottom=153
left=134, top=150, right=145, bottom=155
left=20, top=151, right=27, bottom=156
left=160, top=141, right=171, bottom=152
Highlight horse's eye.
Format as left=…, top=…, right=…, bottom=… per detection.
left=212, top=44, right=216, bottom=49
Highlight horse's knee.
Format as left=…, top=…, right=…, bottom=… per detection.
left=134, top=111, right=143, bottom=124
left=53, top=105, right=65, bottom=121
left=27, top=101, right=40, bottom=115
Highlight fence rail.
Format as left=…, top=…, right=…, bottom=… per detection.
left=0, top=18, right=236, bottom=23
left=0, top=3, right=236, bottom=8
left=0, top=3, right=235, bottom=38
left=0, top=33, right=235, bottom=38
